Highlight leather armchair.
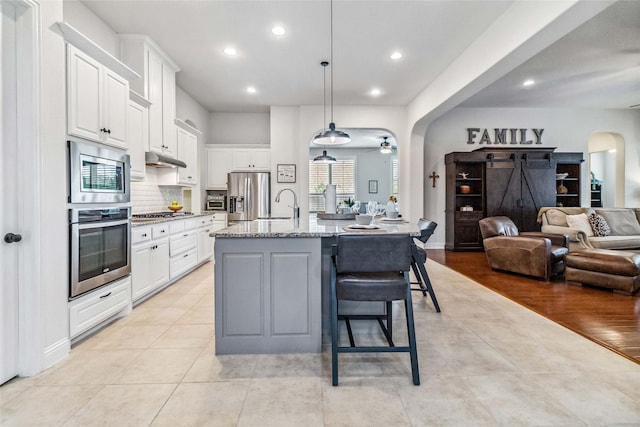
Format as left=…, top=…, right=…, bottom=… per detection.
left=478, top=216, right=569, bottom=281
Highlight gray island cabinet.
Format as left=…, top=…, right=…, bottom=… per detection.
left=211, top=216, right=419, bottom=355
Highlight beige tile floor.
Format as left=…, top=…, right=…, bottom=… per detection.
left=2, top=259, right=640, bottom=426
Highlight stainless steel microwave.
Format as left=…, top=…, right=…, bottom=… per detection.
left=68, top=139, right=130, bottom=204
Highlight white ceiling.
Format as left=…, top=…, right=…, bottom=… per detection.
left=81, top=0, right=639, bottom=116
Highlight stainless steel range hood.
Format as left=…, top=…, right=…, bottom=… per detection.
left=145, top=151, right=186, bottom=168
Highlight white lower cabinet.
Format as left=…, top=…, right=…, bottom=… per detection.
left=169, top=230, right=198, bottom=278
left=131, top=237, right=170, bottom=301
left=69, top=276, right=132, bottom=338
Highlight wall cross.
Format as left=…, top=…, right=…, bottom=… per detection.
left=428, top=171, right=439, bottom=188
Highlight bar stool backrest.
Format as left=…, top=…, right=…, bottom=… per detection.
left=416, top=219, right=437, bottom=244
left=336, top=234, right=411, bottom=273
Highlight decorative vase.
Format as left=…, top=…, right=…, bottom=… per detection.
left=460, top=185, right=471, bottom=194
left=385, top=201, right=399, bottom=217
left=557, top=181, right=568, bottom=194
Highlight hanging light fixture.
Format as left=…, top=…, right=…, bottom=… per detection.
left=313, top=149, right=337, bottom=163
left=312, top=0, right=350, bottom=146
left=313, top=62, right=337, bottom=163
left=380, top=136, right=392, bottom=154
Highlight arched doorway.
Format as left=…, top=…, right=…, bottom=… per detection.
left=588, top=132, right=625, bottom=207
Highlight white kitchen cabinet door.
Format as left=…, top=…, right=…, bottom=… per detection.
left=162, top=63, right=177, bottom=158
left=67, top=44, right=129, bottom=149
left=102, top=68, right=128, bottom=149
left=177, top=127, right=198, bottom=185
left=127, top=94, right=149, bottom=181
left=147, top=48, right=164, bottom=155
left=67, top=45, right=102, bottom=142
left=197, top=227, right=214, bottom=263
left=131, top=238, right=169, bottom=302
left=206, top=148, right=234, bottom=189
left=232, top=148, right=271, bottom=170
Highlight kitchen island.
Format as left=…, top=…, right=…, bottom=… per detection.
left=211, top=215, right=419, bottom=354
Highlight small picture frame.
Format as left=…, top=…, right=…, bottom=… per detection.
left=277, top=164, right=296, bottom=183
left=368, top=180, right=378, bottom=194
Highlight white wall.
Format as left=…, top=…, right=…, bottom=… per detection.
left=423, top=107, right=640, bottom=248
left=63, top=0, right=119, bottom=57
left=41, top=0, right=69, bottom=369
left=209, top=112, right=270, bottom=145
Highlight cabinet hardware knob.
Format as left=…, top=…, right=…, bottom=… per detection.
left=4, top=233, right=22, bottom=243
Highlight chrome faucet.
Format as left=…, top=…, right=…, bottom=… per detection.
left=275, top=188, right=300, bottom=219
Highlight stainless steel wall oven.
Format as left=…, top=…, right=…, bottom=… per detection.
left=68, top=139, right=131, bottom=204
left=69, top=207, right=131, bottom=299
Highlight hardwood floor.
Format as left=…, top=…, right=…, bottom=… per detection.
left=427, top=249, right=640, bottom=365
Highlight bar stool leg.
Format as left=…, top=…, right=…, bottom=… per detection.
left=404, top=272, right=420, bottom=385
left=331, top=266, right=339, bottom=386
left=414, top=258, right=441, bottom=313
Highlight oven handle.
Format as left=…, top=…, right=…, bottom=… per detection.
left=76, top=219, right=131, bottom=229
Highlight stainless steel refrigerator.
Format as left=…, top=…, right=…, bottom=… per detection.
left=227, top=172, right=270, bottom=221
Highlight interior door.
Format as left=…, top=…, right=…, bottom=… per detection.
left=1, top=1, right=21, bottom=385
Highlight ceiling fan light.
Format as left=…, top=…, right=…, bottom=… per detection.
left=312, top=122, right=351, bottom=145
left=380, top=136, right=392, bottom=153
left=313, top=149, right=337, bottom=163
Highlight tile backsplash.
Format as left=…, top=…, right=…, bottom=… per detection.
left=131, top=168, right=182, bottom=214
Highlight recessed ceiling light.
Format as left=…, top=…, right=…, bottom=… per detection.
left=246, top=86, right=257, bottom=94
left=390, top=51, right=402, bottom=60
left=369, top=88, right=381, bottom=96
left=272, top=26, right=286, bottom=36
left=523, top=79, right=535, bottom=87
left=223, top=47, right=237, bottom=56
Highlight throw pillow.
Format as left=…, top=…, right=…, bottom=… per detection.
left=545, top=209, right=568, bottom=226
left=588, top=213, right=611, bottom=237
left=597, top=209, right=640, bottom=236
left=566, top=213, right=594, bottom=237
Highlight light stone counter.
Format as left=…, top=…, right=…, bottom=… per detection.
left=210, top=214, right=419, bottom=237
left=131, top=212, right=216, bottom=227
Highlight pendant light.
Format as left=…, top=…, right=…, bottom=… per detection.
left=312, top=0, right=350, bottom=146
left=313, top=149, right=337, bottom=164
left=380, top=136, right=392, bottom=154
left=313, top=62, right=337, bottom=163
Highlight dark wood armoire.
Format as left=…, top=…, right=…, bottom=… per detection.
left=445, top=148, right=583, bottom=251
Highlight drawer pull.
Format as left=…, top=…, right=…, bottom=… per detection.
left=183, top=233, right=188, bottom=237
left=99, top=292, right=112, bottom=299
left=142, top=233, right=147, bottom=237
left=183, top=254, right=189, bottom=258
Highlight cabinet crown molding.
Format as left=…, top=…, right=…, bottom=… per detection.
left=118, top=34, right=181, bottom=72
left=57, top=22, right=140, bottom=81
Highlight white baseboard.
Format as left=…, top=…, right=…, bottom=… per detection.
left=43, top=337, right=71, bottom=370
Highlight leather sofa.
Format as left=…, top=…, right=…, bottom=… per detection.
left=538, top=207, right=640, bottom=252
left=479, top=216, right=569, bottom=281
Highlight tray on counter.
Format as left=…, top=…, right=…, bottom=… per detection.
left=317, top=212, right=356, bottom=220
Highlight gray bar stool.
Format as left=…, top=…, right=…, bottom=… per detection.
left=330, top=233, right=419, bottom=386
left=410, top=219, right=441, bottom=312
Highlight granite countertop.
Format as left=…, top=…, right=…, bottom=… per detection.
left=211, top=214, right=419, bottom=238
left=131, top=212, right=217, bottom=227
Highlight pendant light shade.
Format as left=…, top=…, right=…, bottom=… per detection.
left=312, top=0, right=350, bottom=146
left=313, top=149, right=337, bottom=164
left=380, top=136, right=392, bottom=154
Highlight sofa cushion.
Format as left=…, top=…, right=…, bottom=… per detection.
left=596, top=209, right=640, bottom=236
left=566, top=213, right=594, bottom=237
left=589, top=235, right=640, bottom=250
left=589, top=213, right=611, bottom=237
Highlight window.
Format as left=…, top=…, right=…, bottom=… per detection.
left=308, top=158, right=356, bottom=212
left=391, top=158, right=398, bottom=196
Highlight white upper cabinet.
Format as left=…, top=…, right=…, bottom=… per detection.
left=120, top=35, right=180, bottom=158
left=232, top=148, right=271, bottom=170
left=67, top=44, right=129, bottom=149
left=158, top=119, right=200, bottom=186
left=206, top=147, right=234, bottom=189
left=127, top=91, right=150, bottom=181
left=176, top=120, right=199, bottom=186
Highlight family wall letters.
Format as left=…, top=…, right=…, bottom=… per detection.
left=466, top=128, right=544, bottom=145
